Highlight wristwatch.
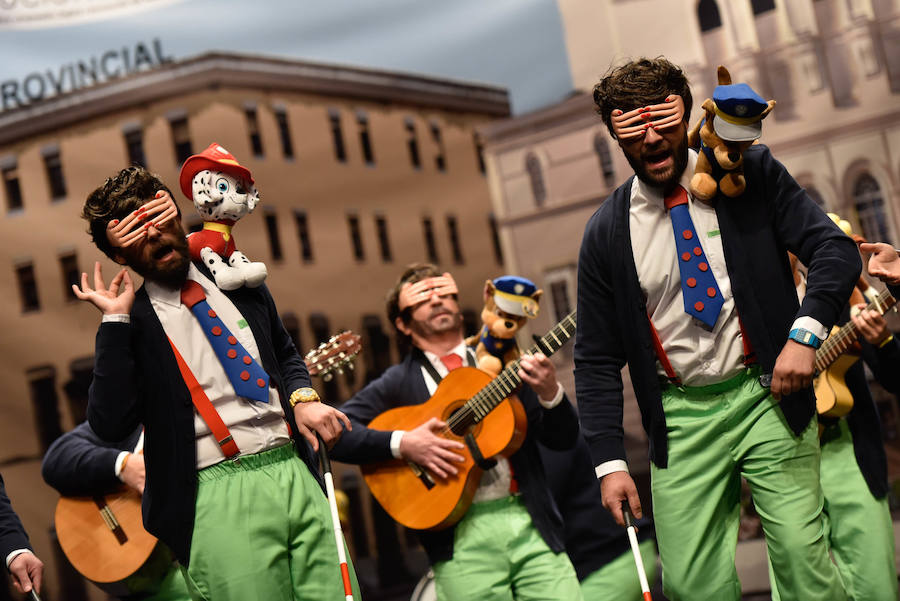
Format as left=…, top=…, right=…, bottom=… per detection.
left=788, top=328, right=822, bottom=349
left=289, top=387, right=321, bottom=407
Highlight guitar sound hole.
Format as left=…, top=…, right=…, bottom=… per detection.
left=446, top=405, right=473, bottom=437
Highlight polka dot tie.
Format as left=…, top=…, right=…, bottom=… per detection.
left=181, top=280, right=270, bottom=403
left=665, top=186, right=723, bottom=329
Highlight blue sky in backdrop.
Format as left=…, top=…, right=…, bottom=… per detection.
left=0, top=0, right=574, bottom=114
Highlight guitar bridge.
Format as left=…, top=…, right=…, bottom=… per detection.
left=407, top=460, right=435, bottom=490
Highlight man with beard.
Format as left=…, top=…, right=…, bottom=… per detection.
left=574, top=58, right=859, bottom=600
left=330, top=264, right=584, bottom=601
left=73, top=166, right=358, bottom=601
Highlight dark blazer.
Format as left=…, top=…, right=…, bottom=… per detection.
left=574, top=145, right=862, bottom=468
left=87, top=267, right=318, bottom=565
left=330, top=347, right=579, bottom=564
left=42, top=421, right=142, bottom=497
left=0, top=473, right=31, bottom=562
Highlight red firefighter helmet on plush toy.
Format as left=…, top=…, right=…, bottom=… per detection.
left=179, top=143, right=254, bottom=201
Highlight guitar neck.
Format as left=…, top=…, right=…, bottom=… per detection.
left=815, top=288, right=895, bottom=372
left=463, top=311, right=577, bottom=425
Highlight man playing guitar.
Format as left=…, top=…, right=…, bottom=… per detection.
left=330, top=263, right=584, bottom=601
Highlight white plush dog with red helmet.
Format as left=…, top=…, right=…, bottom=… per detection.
left=179, top=143, right=267, bottom=290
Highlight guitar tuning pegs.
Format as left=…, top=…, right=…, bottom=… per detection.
left=323, top=372, right=333, bottom=382
left=348, top=362, right=355, bottom=371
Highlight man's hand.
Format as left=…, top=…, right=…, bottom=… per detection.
left=518, top=352, right=560, bottom=401
left=851, top=304, right=891, bottom=346
left=8, top=551, right=43, bottom=594
left=600, top=471, right=642, bottom=527
left=860, top=242, right=900, bottom=285
left=771, top=339, right=816, bottom=400
left=72, top=262, right=135, bottom=316
left=398, top=418, right=465, bottom=480
left=120, top=452, right=145, bottom=494
left=292, top=402, right=352, bottom=451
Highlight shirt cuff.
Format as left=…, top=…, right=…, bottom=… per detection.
left=115, top=451, right=130, bottom=479
left=6, top=549, right=31, bottom=569
left=390, top=431, right=405, bottom=459
left=538, top=382, right=564, bottom=409
left=594, top=459, right=629, bottom=479
left=102, top=314, right=131, bottom=324
left=791, top=316, right=827, bottom=340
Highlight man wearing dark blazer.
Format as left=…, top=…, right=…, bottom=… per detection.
left=42, top=421, right=191, bottom=600
left=331, top=263, right=583, bottom=601
left=1, top=472, right=43, bottom=595
left=575, top=58, right=860, bottom=600
left=73, top=166, right=357, bottom=600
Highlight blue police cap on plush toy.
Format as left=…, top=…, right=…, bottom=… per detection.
left=492, top=275, right=540, bottom=318
left=712, top=83, right=769, bottom=142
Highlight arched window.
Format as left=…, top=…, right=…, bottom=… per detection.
left=852, top=173, right=892, bottom=245
left=751, top=0, right=775, bottom=15
left=594, top=133, right=615, bottom=187
left=698, top=0, right=722, bottom=32
left=525, top=152, right=546, bottom=207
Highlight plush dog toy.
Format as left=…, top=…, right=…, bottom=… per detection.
left=687, top=66, right=775, bottom=201
left=179, top=143, right=267, bottom=290
left=465, top=276, right=542, bottom=377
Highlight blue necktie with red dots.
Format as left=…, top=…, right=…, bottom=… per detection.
left=665, top=186, right=723, bottom=328
left=181, top=280, right=270, bottom=403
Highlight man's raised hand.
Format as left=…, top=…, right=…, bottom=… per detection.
left=72, top=261, right=135, bottom=315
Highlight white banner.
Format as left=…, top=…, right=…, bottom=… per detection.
left=0, top=0, right=183, bottom=30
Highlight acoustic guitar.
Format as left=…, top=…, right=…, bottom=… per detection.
left=53, top=331, right=362, bottom=589
left=815, top=289, right=896, bottom=417
left=361, top=312, right=576, bottom=532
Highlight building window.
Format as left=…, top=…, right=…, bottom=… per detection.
left=3, top=163, right=23, bottom=212
left=44, top=149, right=66, bottom=200
left=294, top=210, right=313, bottom=262
left=853, top=173, right=892, bottom=245
left=124, top=129, right=147, bottom=168
left=545, top=265, right=576, bottom=325
left=27, top=365, right=63, bottom=454
left=170, top=117, right=193, bottom=165
left=264, top=210, right=283, bottom=262
left=525, top=152, right=546, bottom=207
left=328, top=109, right=347, bottom=163
left=594, top=133, right=615, bottom=187
left=246, top=106, right=264, bottom=158
left=447, top=215, right=464, bottom=264
left=363, top=314, right=392, bottom=380
left=806, top=186, right=826, bottom=209
left=375, top=215, right=392, bottom=262
left=405, top=118, right=421, bottom=169
left=357, top=112, right=375, bottom=166
left=488, top=214, right=504, bottom=265
left=309, top=313, right=340, bottom=404
left=422, top=217, right=438, bottom=263
left=281, top=312, right=302, bottom=351
left=16, top=261, right=40, bottom=312
left=750, top=0, right=775, bottom=15
left=347, top=214, right=365, bottom=261
left=474, top=133, right=486, bottom=175
left=59, top=252, right=79, bottom=301
left=431, top=122, right=446, bottom=172
left=275, top=107, right=294, bottom=159
left=698, top=0, right=722, bottom=31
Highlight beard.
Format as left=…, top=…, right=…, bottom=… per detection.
left=130, top=232, right=191, bottom=289
left=408, top=305, right=463, bottom=339
left=625, top=129, right=689, bottom=192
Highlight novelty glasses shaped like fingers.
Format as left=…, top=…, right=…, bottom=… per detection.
left=611, top=94, right=685, bottom=141
left=106, top=191, right=178, bottom=248
left=398, top=273, right=459, bottom=310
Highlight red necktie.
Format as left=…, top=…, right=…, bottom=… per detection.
left=440, top=353, right=463, bottom=372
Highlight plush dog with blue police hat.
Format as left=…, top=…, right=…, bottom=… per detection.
left=687, top=66, right=776, bottom=200
left=465, top=276, right=543, bottom=377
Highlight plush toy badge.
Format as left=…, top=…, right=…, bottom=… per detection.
left=179, top=143, right=267, bottom=290
left=687, top=66, right=776, bottom=201
left=465, top=275, right=542, bottom=377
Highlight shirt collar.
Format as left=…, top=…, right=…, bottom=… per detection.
left=145, top=263, right=214, bottom=308
left=422, top=340, right=470, bottom=367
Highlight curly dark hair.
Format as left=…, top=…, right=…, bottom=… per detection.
left=82, top=166, right=177, bottom=260
left=593, top=57, right=693, bottom=139
left=385, top=262, right=450, bottom=350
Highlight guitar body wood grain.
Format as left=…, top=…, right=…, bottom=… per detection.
left=815, top=353, right=858, bottom=418
left=362, top=367, right=527, bottom=531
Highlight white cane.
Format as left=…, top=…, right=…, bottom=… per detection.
left=621, top=501, right=653, bottom=601
left=317, top=433, right=354, bottom=601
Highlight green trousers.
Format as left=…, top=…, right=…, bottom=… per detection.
left=579, top=538, right=658, bottom=601
left=651, top=368, right=846, bottom=601
left=432, top=495, right=583, bottom=601
left=771, top=419, right=897, bottom=601
left=180, top=444, right=359, bottom=601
